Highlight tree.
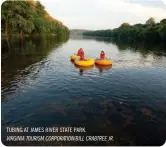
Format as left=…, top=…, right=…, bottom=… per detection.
left=119, top=23, right=130, bottom=28
left=146, top=17, right=155, bottom=25
left=1, top=1, right=14, bottom=36
left=83, top=17, right=166, bottom=44
left=158, top=24, right=166, bottom=41
left=160, top=19, right=166, bottom=24
left=1, top=0, right=69, bottom=37
left=9, top=1, right=35, bottom=36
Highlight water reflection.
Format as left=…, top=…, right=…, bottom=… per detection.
left=77, top=36, right=166, bottom=69
left=111, top=40, right=166, bottom=58
left=79, top=36, right=166, bottom=57
left=1, top=36, right=69, bottom=100
left=95, top=64, right=112, bottom=73
left=70, top=35, right=112, bottom=44
left=74, top=64, right=94, bottom=75
left=2, top=36, right=166, bottom=146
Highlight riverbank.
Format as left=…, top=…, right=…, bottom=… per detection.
left=83, top=18, right=166, bottom=45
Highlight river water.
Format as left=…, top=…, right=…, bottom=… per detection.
left=1, top=36, right=166, bottom=146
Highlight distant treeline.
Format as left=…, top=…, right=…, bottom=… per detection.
left=1, top=0, right=69, bottom=37
left=70, top=29, right=91, bottom=36
left=83, top=18, right=166, bottom=44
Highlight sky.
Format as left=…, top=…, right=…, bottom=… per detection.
left=39, top=0, right=166, bottom=30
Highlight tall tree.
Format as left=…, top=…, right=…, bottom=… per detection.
left=146, top=17, right=155, bottom=25
left=1, top=0, right=69, bottom=37
left=119, top=23, right=130, bottom=28
left=1, top=1, right=14, bottom=36
left=160, top=19, right=166, bottom=24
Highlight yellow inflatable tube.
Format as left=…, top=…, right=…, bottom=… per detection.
left=70, top=54, right=80, bottom=61
left=95, top=58, right=112, bottom=65
left=74, top=58, right=95, bottom=67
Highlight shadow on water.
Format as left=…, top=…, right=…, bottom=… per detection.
left=95, top=64, right=112, bottom=73
left=1, top=36, right=69, bottom=101
left=74, top=64, right=94, bottom=75
left=70, top=59, right=75, bottom=64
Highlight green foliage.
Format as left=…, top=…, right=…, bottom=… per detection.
left=83, top=17, right=166, bottom=44
left=1, top=0, right=69, bottom=37
left=119, top=23, right=130, bottom=28
left=160, top=19, right=166, bottom=24
left=146, top=17, right=155, bottom=25
left=1, top=1, right=13, bottom=21
left=158, top=24, right=166, bottom=41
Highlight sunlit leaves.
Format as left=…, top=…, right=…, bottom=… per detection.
left=1, top=0, right=69, bottom=36
left=146, top=17, right=155, bottom=25
left=119, top=23, right=130, bottom=28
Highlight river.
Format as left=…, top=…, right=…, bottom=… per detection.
left=1, top=36, right=166, bottom=146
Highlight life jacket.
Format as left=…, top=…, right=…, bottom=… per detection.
left=100, top=52, right=105, bottom=59
left=80, top=51, right=85, bottom=60
left=77, top=48, right=83, bottom=56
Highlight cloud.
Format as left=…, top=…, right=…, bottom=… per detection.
left=95, top=0, right=166, bottom=24
left=39, top=0, right=166, bottom=30
left=95, top=0, right=166, bottom=17
left=124, top=0, right=166, bottom=9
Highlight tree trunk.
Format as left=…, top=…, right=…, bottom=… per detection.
left=5, top=37, right=11, bottom=51
left=20, top=29, right=23, bottom=39
left=5, top=21, right=8, bottom=36
left=19, top=36, right=23, bottom=51
left=20, top=29, right=23, bottom=36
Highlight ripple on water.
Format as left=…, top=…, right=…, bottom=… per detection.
left=1, top=37, right=166, bottom=146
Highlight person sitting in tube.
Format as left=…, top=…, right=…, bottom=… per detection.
left=80, top=51, right=85, bottom=60
left=100, top=51, right=106, bottom=59
left=77, top=48, right=83, bottom=56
